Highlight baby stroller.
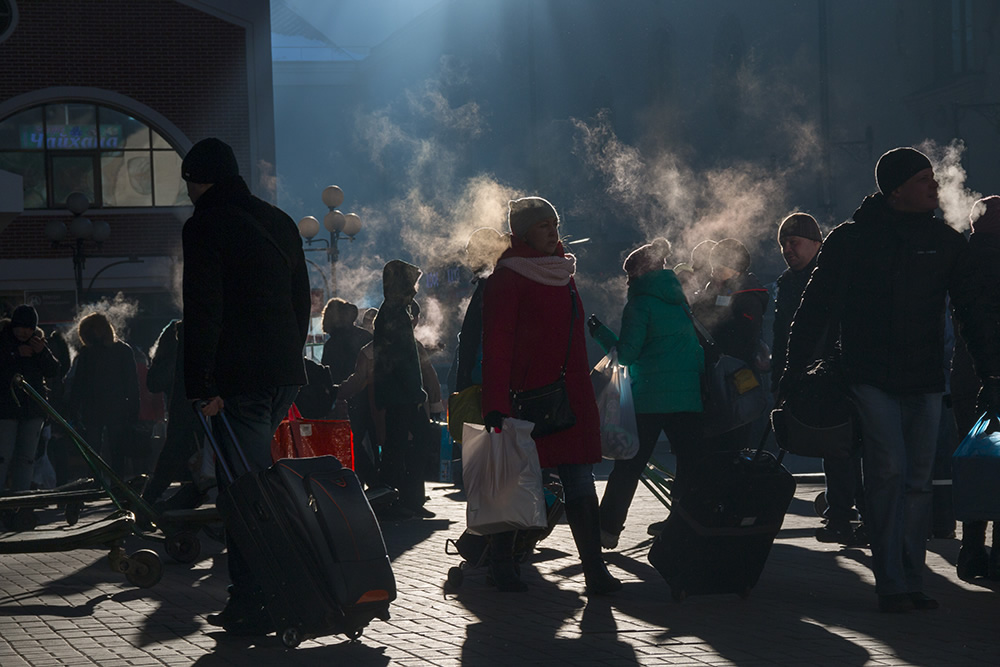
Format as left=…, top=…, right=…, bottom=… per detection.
left=444, top=480, right=564, bottom=589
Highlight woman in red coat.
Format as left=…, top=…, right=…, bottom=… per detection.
left=481, top=196, right=621, bottom=595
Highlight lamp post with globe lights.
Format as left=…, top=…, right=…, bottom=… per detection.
left=297, top=185, right=363, bottom=297
left=44, top=191, right=111, bottom=306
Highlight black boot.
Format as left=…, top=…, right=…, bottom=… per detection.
left=957, top=521, right=989, bottom=581
left=565, top=495, right=622, bottom=595
left=488, top=531, right=527, bottom=592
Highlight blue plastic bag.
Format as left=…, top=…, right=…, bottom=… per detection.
left=952, top=412, right=1000, bottom=522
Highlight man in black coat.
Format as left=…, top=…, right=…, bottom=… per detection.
left=181, top=138, right=310, bottom=634
left=783, top=147, right=1000, bottom=613
left=773, top=214, right=866, bottom=546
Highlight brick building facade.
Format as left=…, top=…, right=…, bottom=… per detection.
left=0, top=0, right=273, bottom=346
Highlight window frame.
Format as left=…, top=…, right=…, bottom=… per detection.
left=1, top=100, right=188, bottom=210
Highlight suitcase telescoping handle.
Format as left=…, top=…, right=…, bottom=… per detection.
left=750, top=420, right=785, bottom=465
left=192, top=401, right=253, bottom=483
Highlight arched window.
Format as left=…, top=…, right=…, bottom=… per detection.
left=0, top=102, right=190, bottom=209
left=0, top=0, right=16, bottom=44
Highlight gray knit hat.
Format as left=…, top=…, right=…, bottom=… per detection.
left=507, top=197, right=559, bottom=238
left=778, top=213, right=822, bottom=243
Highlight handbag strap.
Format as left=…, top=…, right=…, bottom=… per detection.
left=559, top=286, right=577, bottom=380
left=683, top=303, right=721, bottom=360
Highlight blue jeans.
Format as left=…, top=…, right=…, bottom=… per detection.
left=0, top=418, right=44, bottom=492
left=215, top=386, right=299, bottom=598
left=851, top=384, right=941, bottom=596
left=556, top=462, right=597, bottom=504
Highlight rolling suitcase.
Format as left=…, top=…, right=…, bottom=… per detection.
left=648, top=436, right=795, bottom=601
left=198, top=409, right=395, bottom=647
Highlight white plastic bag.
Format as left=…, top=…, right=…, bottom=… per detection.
left=462, top=418, right=547, bottom=535
left=596, top=351, right=640, bottom=460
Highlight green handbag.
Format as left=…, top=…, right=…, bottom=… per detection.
left=447, top=384, right=483, bottom=443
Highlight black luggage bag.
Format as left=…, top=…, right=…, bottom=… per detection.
left=648, top=444, right=796, bottom=601
left=198, top=410, right=395, bottom=647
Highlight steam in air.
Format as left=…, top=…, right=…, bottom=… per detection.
left=918, top=139, right=981, bottom=231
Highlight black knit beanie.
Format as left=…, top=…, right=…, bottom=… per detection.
left=11, top=305, right=38, bottom=329
left=182, top=138, right=240, bottom=183
left=875, top=148, right=932, bottom=196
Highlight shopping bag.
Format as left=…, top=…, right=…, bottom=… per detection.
left=952, top=412, right=1000, bottom=521
left=447, top=384, right=483, bottom=444
left=591, top=351, right=615, bottom=399
left=595, top=351, right=639, bottom=460
left=462, top=418, right=547, bottom=535
left=271, top=404, right=355, bottom=469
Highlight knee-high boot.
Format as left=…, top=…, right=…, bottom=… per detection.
left=488, top=530, right=527, bottom=592
left=565, top=495, right=622, bottom=595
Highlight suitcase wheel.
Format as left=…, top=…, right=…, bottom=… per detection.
left=814, top=491, right=828, bottom=517
left=446, top=566, right=464, bottom=589
left=281, top=626, right=302, bottom=648
left=122, top=549, right=163, bottom=589
left=165, top=531, right=201, bottom=564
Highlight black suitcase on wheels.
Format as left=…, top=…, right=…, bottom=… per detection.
left=648, top=445, right=796, bottom=601
left=199, top=411, right=395, bottom=647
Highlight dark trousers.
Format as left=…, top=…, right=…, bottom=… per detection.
left=599, top=411, right=703, bottom=535
left=382, top=403, right=430, bottom=510
left=823, top=450, right=866, bottom=524
left=142, top=409, right=198, bottom=504
left=216, top=386, right=298, bottom=599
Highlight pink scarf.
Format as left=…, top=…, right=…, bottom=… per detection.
left=497, top=254, right=577, bottom=286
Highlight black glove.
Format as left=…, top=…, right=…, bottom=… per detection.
left=587, top=314, right=602, bottom=336
left=484, top=410, right=506, bottom=431
left=976, top=377, right=1000, bottom=419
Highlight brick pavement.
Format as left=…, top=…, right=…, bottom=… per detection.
left=0, top=460, right=995, bottom=666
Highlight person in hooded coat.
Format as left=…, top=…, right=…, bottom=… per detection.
left=589, top=238, right=704, bottom=550
left=481, top=196, right=621, bottom=595
left=373, top=260, right=433, bottom=518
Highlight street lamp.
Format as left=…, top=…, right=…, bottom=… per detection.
left=44, top=191, right=111, bottom=306
left=297, top=185, right=363, bottom=297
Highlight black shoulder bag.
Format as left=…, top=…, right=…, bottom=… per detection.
left=510, top=287, right=578, bottom=438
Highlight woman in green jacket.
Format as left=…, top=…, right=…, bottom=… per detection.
left=589, top=238, right=704, bottom=549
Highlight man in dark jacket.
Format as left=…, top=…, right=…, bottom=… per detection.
left=783, top=147, right=1000, bottom=613
left=691, top=238, right=769, bottom=450
left=0, top=305, right=60, bottom=494
left=373, top=260, right=433, bottom=518
left=772, top=214, right=866, bottom=546
left=181, top=138, right=310, bottom=634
